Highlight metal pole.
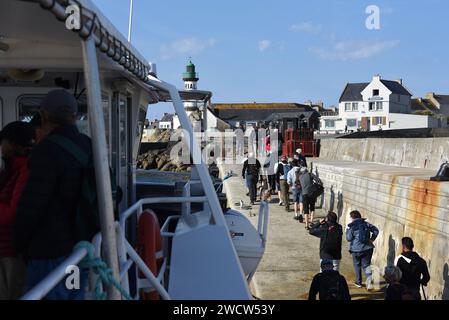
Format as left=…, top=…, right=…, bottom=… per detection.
left=81, top=37, right=121, bottom=300
left=128, top=0, right=134, bottom=43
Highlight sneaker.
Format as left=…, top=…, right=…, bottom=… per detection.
left=279, top=202, right=284, bottom=206
left=298, top=215, right=304, bottom=223
left=354, top=283, right=362, bottom=288
left=294, top=216, right=300, bottom=220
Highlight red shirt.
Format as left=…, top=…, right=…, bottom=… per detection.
left=0, top=156, right=28, bottom=258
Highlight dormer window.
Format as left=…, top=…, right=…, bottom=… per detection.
left=373, top=89, right=379, bottom=96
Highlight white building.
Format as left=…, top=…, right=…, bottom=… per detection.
left=158, top=113, right=175, bottom=130
left=320, top=75, right=447, bottom=133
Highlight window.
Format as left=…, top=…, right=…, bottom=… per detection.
left=347, top=119, right=357, bottom=127
left=373, top=89, right=379, bottom=96
left=324, top=120, right=335, bottom=128
left=369, top=101, right=383, bottom=111
left=352, top=102, right=359, bottom=111
left=17, top=95, right=91, bottom=134
left=373, top=117, right=383, bottom=125
left=344, top=103, right=351, bottom=111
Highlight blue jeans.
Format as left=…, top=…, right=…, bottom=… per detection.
left=351, top=249, right=373, bottom=285
left=25, top=257, right=88, bottom=300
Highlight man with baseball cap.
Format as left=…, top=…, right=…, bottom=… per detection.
left=14, top=90, right=91, bottom=300
left=0, top=121, right=35, bottom=300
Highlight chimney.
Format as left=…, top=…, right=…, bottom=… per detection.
left=373, top=74, right=381, bottom=81
left=396, top=79, right=403, bottom=85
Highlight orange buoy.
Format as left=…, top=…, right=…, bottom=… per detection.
left=136, top=209, right=163, bottom=300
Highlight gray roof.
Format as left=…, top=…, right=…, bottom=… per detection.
left=339, top=83, right=369, bottom=102
left=212, top=108, right=313, bottom=122
left=380, top=80, right=412, bottom=96
left=160, top=113, right=174, bottom=122
left=264, top=111, right=320, bottom=122
left=434, top=94, right=449, bottom=105
left=339, top=80, right=412, bottom=102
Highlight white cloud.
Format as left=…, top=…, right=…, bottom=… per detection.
left=160, top=37, right=216, bottom=60
left=309, top=40, right=400, bottom=61
left=258, top=40, right=271, bottom=52
left=290, top=22, right=322, bottom=34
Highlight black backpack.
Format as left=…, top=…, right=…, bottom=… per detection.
left=319, top=272, right=343, bottom=300
left=323, top=224, right=342, bottom=257
left=295, top=169, right=302, bottom=189
left=47, top=134, right=118, bottom=242
left=309, top=174, right=324, bottom=199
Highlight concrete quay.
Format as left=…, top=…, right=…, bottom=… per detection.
left=219, top=163, right=385, bottom=300
left=311, top=156, right=449, bottom=300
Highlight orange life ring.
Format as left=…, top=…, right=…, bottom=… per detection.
left=136, top=209, right=163, bottom=300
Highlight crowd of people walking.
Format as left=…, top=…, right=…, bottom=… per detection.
left=240, top=136, right=432, bottom=301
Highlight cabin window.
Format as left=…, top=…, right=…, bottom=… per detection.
left=352, top=102, right=358, bottom=111
left=17, top=95, right=87, bottom=131
left=344, top=103, right=351, bottom=111
left=16, top=94, right=111, bottom=149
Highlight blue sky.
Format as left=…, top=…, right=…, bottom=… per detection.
left=92, top=0, right=449, bottom=120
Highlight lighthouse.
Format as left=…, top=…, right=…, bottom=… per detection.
left=182, top=60, right=202, bottom=131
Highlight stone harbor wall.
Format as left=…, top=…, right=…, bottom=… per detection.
left=319, top=137, right=449, bottom=171
left=314, top=137, right=449, bottom=300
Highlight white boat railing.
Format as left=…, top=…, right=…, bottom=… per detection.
left=21, top=196, right=208, bottom=300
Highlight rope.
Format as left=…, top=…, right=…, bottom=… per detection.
left=74, top=241, right=133, bottom=300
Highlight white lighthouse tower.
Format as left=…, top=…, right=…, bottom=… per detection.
left=182, top=60, right=202, bottom=131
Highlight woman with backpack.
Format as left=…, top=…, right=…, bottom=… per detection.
left=309, top=212, right=343, bottom=272
left=346, top=210, right=379, bottom=290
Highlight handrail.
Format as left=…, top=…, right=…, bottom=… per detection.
left=119, top=196, right=208, bottom=226
left=21, top=247, right=88, bottom=300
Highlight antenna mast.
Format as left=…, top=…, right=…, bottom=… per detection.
left=128, top=0, right=134, bottom=42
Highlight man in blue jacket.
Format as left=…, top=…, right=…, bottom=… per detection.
left=346, top=210, right=379, bottom=290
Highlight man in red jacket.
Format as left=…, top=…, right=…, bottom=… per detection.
left=0, top=121, right=35, bottom=300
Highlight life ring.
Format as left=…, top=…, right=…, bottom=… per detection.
left=136, top=209, right=163, bottom=300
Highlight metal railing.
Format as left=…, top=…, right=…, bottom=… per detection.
left=21, top=196, right=208, bottom=300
